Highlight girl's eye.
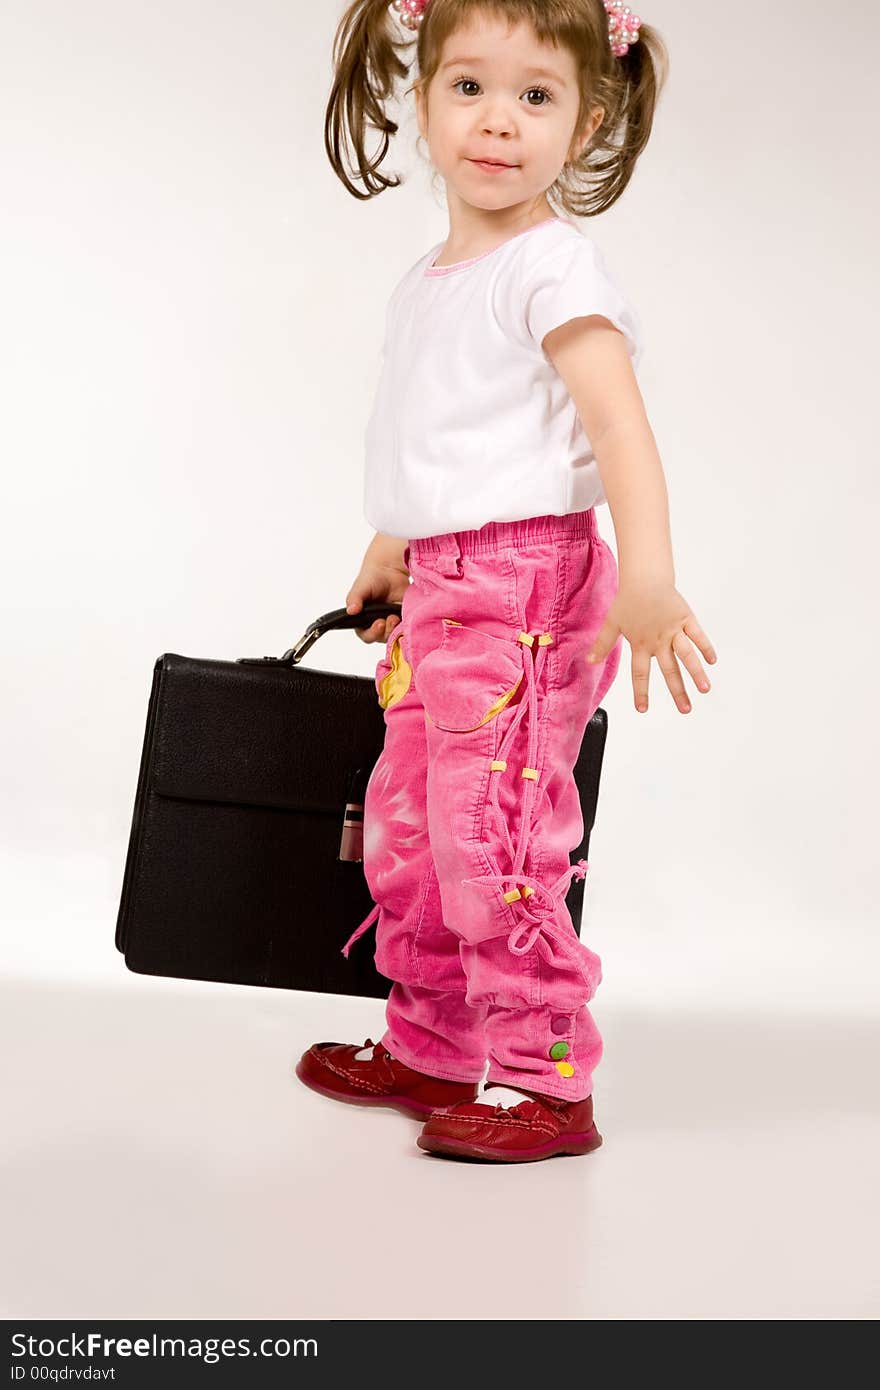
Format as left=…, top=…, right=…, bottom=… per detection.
left=451, top=77, right=554, bottom=106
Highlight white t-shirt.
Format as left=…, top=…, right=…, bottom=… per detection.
left=362, top=216, right=643, bottom=540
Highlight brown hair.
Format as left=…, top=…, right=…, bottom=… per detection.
left=325, top=0, right=669, bottom=213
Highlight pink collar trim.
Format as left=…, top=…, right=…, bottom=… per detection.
left=423, top=217, right=568, bottom=277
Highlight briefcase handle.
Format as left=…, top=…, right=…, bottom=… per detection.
left=237, top=601, right=403, bottom=668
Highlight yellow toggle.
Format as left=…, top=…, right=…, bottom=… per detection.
left=521, top=767, right=539, bottom=780
left=537, top=632, right=554, bottom=645
left=503, top=884, right=534, bottom=902
left=490, top=759, right=507, bottom=771
left=517, top=631, right=535, bottom=647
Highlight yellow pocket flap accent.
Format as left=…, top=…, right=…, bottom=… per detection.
left=377, top=631, right=413, bottom=710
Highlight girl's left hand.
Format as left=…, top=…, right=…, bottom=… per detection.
left=586, top=581, right=717, bottom=714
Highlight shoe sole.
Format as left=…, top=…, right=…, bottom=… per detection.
left=294, top=1059, right=471, bottom=1120
left=416, top=1125, right=603, bottom=1162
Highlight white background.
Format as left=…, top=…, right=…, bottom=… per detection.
left=1, top=0, right=877, bottom=1321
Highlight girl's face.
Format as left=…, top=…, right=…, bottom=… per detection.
left=416, top=14, right=602, bottom=218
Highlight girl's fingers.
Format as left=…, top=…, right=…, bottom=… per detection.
left=682, top=615, right=717, bottom=665
left=672, top=630, right=711, bottom=694
left=631, top=650, right=651, bottom=713
left=655, top=645, right=691, bottom=713
left=353, top=611, right=404, bottom=642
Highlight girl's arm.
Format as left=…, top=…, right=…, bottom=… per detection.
left=544, top=317, right=716, bottom=713
left=543, top=316, right=674, bottom=585
left=365, top=531, right=409, bottom=567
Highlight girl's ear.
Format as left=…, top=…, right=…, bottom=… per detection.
left=414, top=83, right=428, bottom=142
left=569, top=106, right=605, bottom=163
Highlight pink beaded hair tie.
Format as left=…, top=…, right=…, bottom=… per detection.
left=603, top=0, right=642, bottom=56
left=390, top=0, right=428, bottom=27
left=390, top=0, right=643, bottom=57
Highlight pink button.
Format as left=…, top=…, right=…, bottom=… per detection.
left=550, top=1016, right=569, bottom=1035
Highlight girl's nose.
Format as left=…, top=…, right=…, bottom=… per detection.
left=481, top=117, right=515, bottom=136
left=478, top=102, right=516, bottom=137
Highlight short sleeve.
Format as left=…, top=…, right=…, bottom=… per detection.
left=521, top=234, right=642, bottom=364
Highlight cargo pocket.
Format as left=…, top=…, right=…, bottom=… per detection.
left=375, top=623, right=412, bottom=711
left=418, top=619, right=525, bottom=733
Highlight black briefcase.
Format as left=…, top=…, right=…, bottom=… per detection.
left=115, top=602, right=612, bottom=998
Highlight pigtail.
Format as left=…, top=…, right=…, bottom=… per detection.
left=325, top=0, right=413, bottom=200
left=559, top=12, right=670, bottom=217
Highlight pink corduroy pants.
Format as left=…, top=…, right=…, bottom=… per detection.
left=341, top=509, right=622, bottom=1102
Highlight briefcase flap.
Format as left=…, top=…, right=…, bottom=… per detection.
left=149, top=653, right=385, bottom=816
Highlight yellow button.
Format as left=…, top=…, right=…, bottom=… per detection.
left=555, top=1061, right=575, bottom=1078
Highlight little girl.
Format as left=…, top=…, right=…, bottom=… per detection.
left=296, top=0, right=717, bottom=1162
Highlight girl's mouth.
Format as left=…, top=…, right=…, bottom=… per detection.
left=469, top=159, right=517, bottom=173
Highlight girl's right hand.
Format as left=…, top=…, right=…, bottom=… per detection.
left=345, top=560, right=410, bottom=645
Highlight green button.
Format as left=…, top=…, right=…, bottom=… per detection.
left=549, top=1041, right=570, bottom=1060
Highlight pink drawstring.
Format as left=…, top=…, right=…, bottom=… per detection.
left=341, top=901, right=380, bottom=958
left=460, top=628, right=589, bottom=963
left=460, top=860, right=589, bottom=963
left=482, top=631, right=547, bottom=871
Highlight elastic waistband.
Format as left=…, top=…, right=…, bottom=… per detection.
left=409, top=509, right=598, bottom=562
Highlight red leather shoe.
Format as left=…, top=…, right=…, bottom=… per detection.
left=294, top=1038, right=480, bottom=1120
left=415, top=1083, right=603, bottom=1162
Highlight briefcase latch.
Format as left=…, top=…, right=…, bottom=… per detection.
left=281, top=627, right=321, bottom=664
left=236, top=627, right=320, bottom=667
